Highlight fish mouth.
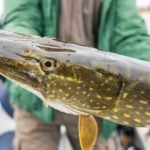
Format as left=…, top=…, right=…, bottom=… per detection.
left=0, top=57, right=39, bottom=90
left=0, top=36, right=41, bottom=92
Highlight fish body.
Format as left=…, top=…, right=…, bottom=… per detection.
left=0, top=30, right=149, bottom=127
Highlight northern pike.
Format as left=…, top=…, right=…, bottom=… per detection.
left=0, top=30, right=150, bottom=149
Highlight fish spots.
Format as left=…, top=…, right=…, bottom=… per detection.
left=136, top=111, right=140, bottom=115
left=106, top=88, right=111, bottom=91
left=123, top=113, right=130, bottom=118
left=105, top=116, right=111, bottom=120
left=68, top=87, right=72, bottom=90
left=113, top=109, right=118, bottom=113
left=108, top=77, right=113, bottom=81
left=52, top=90, right=56, bottom=94
left=134, top=118, right=141, bottom=123
left=112, top=115, right=119, bottom=120
left=82, top=104, right=86, bottom=107
left=123, top=121, right=129, bottom=125
left=49, top=95, right=54, bottom=98
left=100, top=83, right=105, bottom=87
left=62, top=97, right=66, bottom=101
left=96, top=95, right=102, bottom=99
left=76, top=92, right=79, bottom=95
left=73, top=98, right=77, bottom=101
left=126, top=105, right=134, bottom=109
left=48, top=76, right=53, bottom=80
left=59, top=89, right=63, bottom=92
left=83, top=91, right=86, bottom=95
left=102, top=106, right=107, bottom=109
left=90, top=99, right=93, bottom=103
left=53, top=83, right=57, bottom=86
left=87, top=94, right=90, bottom=97
left=90, top=81, right=94, bottom=84
left=123, top=93, right=128, bottom=99
left=105, top=97, right=113, bottom=100
left=93, top=106, right=101, bottom=110
left=89, top=87, right=94, bottom=91
left=57, top=75, right=65, bottom=80
left=139, top=106, right=144, bottom=110
left=105, top=80, right=109, bottom=84
left=140, top=91, right=145, bottom=94
left=145, top=112, right=150, bottom=117
left=96, top=102, right=100, bottom=105
left=140, top=100, right=147, bottom=105
left=116, top=100, right=120, bottom=107
left=67, top=77, right=83, bottom=83
left=51, top=74, right=83, bottom=83
left=65, top=93, right=69, bottom=97
left=66, top=77, right=73, bottom=81
left=77, top=86, right=81, bottom=90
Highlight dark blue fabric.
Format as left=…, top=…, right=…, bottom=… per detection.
left=0, top=76, right=6, bottom=82
left=0, top=132, right=14, bottom=150
left=0, top=84, right=14, bottom=117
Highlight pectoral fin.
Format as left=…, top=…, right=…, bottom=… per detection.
left=78, top=115, right=98, bottom=150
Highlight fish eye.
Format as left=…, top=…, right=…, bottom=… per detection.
left=41, top=58, right=57, bottom=72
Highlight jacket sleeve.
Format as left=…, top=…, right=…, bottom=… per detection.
left=112, top=0, right=150, bottom=61
left=2, top=0, right=43, bottom=35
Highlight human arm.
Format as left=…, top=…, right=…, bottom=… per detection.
left=112, top=0, right=150, bottom=61
left=2, top=0, right=43, bottom=35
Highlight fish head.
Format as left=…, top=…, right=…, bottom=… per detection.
left=0, top=31, right=95, bottom=101
left=0, top=30, right=123, bottom=116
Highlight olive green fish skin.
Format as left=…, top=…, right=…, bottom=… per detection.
left=0, top=30, right=149, bottom=127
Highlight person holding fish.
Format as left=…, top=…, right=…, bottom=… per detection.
left=1, top=0, right=150, bottom=150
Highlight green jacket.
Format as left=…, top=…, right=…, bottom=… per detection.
left=2, top=0, right=150, bottom=140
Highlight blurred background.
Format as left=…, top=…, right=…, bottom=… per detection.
left=0, top=0, right=150, bottom=150
left=137, top=0, right=150, bottom=33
